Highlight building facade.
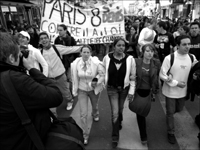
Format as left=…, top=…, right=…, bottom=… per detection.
left=160, top=0, right=199, bottom=21
left=0, top=0, right=40, bottom=30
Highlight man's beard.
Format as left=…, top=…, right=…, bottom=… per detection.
left=191, top=32, right=198, bottom=37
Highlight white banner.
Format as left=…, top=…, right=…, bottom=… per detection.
left=40, top=0, right=125, bottom=44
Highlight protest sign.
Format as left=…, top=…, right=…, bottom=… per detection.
left=40, top=0, right=125, bottom=44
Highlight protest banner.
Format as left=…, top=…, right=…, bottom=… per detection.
left=40, top=0, right=125, bottom=44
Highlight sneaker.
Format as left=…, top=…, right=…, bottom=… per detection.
left=112, top=141, right=118, bottom=148
left=66, top=101, right=73, bottom=110
left=84, top=138, right=88, bottom=145
left=141, top=140, right=148, bottom=145
left=168, top=134, right=176, bottom=144
left=93, top=116, right=99, bottom=122
left=141, top=137, right=147, bottom=145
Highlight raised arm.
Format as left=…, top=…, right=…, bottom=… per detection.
left=55, top=44, right=82, bottom=55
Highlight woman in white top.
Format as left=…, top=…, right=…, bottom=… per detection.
left=71, top=45, right=105, bottom=145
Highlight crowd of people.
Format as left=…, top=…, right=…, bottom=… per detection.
left=0, top=15, right=200, bottom=150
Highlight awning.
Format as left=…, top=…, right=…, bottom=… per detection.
left=170, top=3, right=183, bottom=7
left=160, top=1, right=172, bottom=7
left=0, top=0, right=36, bottom=7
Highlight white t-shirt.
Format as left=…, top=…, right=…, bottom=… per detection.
left=160, top=51, right=197, bottom=98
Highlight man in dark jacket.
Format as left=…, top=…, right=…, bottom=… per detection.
left=54, top=24, right=77, bottom=69
left=189, top=22, right=200, bottom=61
left=0, top=32, right=63, bottom=150
left=54, top=24, right=77, bottom=110
left=26, top=25, right=39, bottom=48
left=187, top=61, right=200, bottom=146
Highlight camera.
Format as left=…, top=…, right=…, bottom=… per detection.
left=92, top=78, right=98, bottom=82
left=20, top=45, right=29, bottom=58
left=21, top=50, right=29, bottom=58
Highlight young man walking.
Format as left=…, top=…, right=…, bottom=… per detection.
left=154, top=21, right=176, bottom=63
left=39, top=32, right=82, bottom=116
left=159, top=35, right=198, bottom=144
left=54, top=24, right=77, bottom=110
left=189, top=22, right=200, bottom=61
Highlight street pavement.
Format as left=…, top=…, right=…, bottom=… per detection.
left=57, top=89, right=199, bottom=150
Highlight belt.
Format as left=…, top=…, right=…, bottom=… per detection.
left=107, top=85, right=123, bottom=90
left=50, top=73, right=64, bottom=80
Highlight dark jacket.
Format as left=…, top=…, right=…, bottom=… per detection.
left=29, top=28, right=39, bottom=48
left=189, top=34, right=200, bottom=61
left=54, top=35, right=77, bottom=70
left=125, top=33, right=138, bottom=58
left=135, top=58, right=159, bottom=94
left=187, top=61, right=200, bottom=101
left=0, top=61, right=63, bottom=150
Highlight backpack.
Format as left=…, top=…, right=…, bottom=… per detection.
left=167, top=53, right=194, bottom=75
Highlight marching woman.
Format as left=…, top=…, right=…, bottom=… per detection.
left=102, top=38, right=136, bottom=148
left=129, top=43, right=159, bottom=145
left=71, top=45, right=105, bottom=145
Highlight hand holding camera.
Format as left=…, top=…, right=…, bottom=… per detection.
left=20, top=45, right=29, bottom=58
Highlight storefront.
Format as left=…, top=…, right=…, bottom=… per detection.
left=160, top=1, right=172, bottom=19
left=192, top=0, right=200, bottom=20
left=169, top=0, right=199, bottom=21
left=169, top=0, right=185, bottom=19
left=0, top=0, right=40, bottom=30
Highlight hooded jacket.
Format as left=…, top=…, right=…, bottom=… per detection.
left=0, top=61, right=62, bottom=150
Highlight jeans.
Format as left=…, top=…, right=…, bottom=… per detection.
left=78, top=89, right=99, bottom=139
left=136, top=114, right=147, bottom=141
left=165, top=97, right=185, bottom=134
left=66, top=68, right=72, bottom=94
left=50, top=73, right=73, bottom=115
left=107, top=86, right=129, bottom=141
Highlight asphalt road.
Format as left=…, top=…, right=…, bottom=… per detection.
left=56, top=89, right=199, bottom=150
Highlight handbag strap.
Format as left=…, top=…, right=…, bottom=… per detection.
left=1, top=71, right=45, bottom=150
left=48, top=132, right=86, bottom=150
left=48, top=111, right=86, bottom=150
